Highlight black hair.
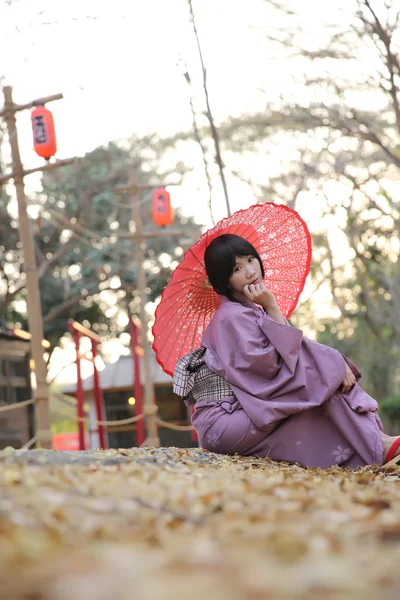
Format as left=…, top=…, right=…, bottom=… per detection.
left=204, top=234, right=264, bottom=302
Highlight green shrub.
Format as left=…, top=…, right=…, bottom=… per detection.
left=379, top=395, right=400, bottom=424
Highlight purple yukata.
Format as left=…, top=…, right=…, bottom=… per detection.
left=174, top=296, right=383, bottom=468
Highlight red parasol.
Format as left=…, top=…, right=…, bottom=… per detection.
left=152, top=202, right=312, bottom=376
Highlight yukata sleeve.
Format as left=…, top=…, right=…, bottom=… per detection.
left=255, top=311, right=303, bottom=374
left=203, top=309, right=305, bottom=430
left=205, top=308, right=303, bottom=387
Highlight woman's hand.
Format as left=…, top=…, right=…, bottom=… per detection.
left=243, top=282, right=278, bottom=310
left=341, top=363, right=356, bottom=392
left=243, top=283, right=287, bottom=325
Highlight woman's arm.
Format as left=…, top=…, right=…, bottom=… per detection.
left=205, top=305, right=302, bottom=381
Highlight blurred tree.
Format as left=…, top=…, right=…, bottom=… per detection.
left=0, top=138, right=201, bottom=363
left=218, top=0, right=400, bottom=397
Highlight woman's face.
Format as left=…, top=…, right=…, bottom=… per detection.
left=228, top=255, right=263, bottom=298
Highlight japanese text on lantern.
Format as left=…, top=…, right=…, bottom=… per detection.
left=152, top=187, right=173, bottom=227
left=31, top=105, right=57, bottom=160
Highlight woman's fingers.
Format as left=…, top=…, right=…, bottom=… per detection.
left=341, top=370, right=356, bottom=392
left=345, top=366, right=356, bottom=384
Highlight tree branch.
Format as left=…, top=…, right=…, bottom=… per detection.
left=359, top=0, right=400, bottom=133
left=43, top=284, right=117, bottom=324
left=0, top=280, right=26, bottom=317
left=37, top=237, right=77, bottom=280
left=188, top=0, right=231, bottom=216
left=178, top=55, right=215, bottom=225
left=0, top=267, right=12, bottom=318
left=325, top=237, right=353, bottom=320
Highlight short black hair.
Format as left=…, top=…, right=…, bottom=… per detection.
left=204, top=234, right=264, bottom=302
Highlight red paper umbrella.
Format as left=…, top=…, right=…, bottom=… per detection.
left=152, top=202, right=312, bottom=376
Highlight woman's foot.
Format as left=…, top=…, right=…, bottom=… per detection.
left=382, top=433, right=400, bottom=463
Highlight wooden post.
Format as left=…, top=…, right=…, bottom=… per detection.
left=129, top=169, right=160, bottom=447
left=116, top=169, right=187, bottom=447
left=2, top=87, right=52, bottom=448
left=1, top=86, right=74, bottom=449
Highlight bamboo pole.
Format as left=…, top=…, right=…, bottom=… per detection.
left=116, top=170, right=190, bottom=447
left=2, top=86, right=52, bottom=448
left=116, top=229, right=185, bottom=239
left=0, top=93, right=63, bottom=117
left=116, top=169, right=160, bottom=447
left=0, top=158, right=76, bottom=184
left=130, top=170, right=160, bottom=446
left=46, top=207, right=184, bottom=240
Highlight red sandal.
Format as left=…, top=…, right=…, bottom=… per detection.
left=384, top=437, right=400, bottom=464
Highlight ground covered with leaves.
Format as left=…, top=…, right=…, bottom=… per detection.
left=1, top=447, right=400, bottom=599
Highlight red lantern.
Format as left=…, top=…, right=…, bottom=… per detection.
left=31, top=105, right=57, bottom=160
left=152, top=187, right=173, bottom=227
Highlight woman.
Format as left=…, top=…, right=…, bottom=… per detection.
left=173, top=234, right=400, bottom=468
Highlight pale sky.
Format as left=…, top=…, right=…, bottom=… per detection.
left=1, top=0, right=349, bottom=226
left=1, top=0, right=322, bottom=145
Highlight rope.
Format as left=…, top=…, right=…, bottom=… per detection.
left=19, top=435, right=38, bottom=450
left=0, top=398, right=34, bottom=412
left=0, top=397, right=195, bottom=433
left=156, top=418, right=195, bottom=432
left=53, top=404, right=194, bottom=431
left=53, top=407, right=145, bottom=426
left=52, top=404, right=158, bottom=426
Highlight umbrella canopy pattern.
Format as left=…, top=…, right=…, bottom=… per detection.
left=152, top=203, right=312, bottom=376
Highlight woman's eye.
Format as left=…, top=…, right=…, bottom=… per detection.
left=248, top=257, right=253, bottom=262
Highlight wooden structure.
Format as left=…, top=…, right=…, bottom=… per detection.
left=0, top=330, right=34, bottom=449
left=62, top=354, right=196, bottom=449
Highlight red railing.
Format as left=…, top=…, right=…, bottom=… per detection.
left=68, top=320, right=107, bottom=450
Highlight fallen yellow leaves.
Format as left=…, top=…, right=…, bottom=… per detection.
left=1, top=447, right=400, bottom=599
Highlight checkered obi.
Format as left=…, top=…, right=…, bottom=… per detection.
left=173, top=347, right=235, bottom=405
